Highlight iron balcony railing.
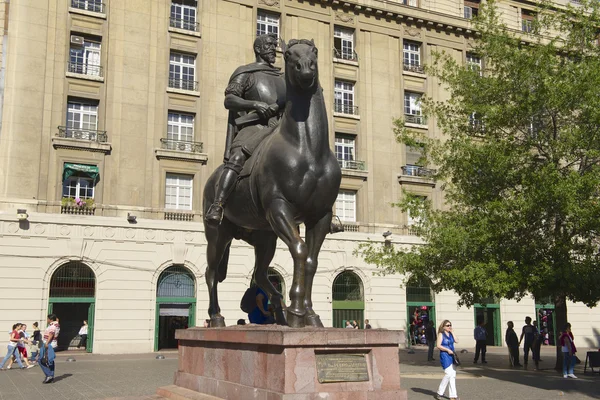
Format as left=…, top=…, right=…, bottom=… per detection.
left=333, top=48, right=358, bottom=62
left=67, top=61, right=103, bottom=78
left=169, top=17, right=200, bottom=32
left=404, top=114, right=427, bottom=125
left=401, top=164, right=436, bottom=177
left=334, top=102, right=359, bottom=116
left=168, top=78, right=199, bottom=91
left=61, top=205, right=95, bottom=216
left=403, top=62, right=424, bottom=74
left=164, top=211, right=194, bottom=221
left=160, top=138, right=204, bottom=153
left=338, top=159, right=367, bottom=171
left=71, top=0, right=105, bottom=13
left=57, top=126, right=108, bottom=143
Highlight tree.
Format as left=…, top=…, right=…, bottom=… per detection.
left=357, top=0, right=600, bottom=368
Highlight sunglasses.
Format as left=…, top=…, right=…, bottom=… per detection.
left=445, top=324, right=452, bottom=327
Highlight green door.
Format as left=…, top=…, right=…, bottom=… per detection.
left=87, top=302, right=95, bottom=353
left=474, top=304, right=501, bottom=346
left=332, top=271, right=364, bottom=328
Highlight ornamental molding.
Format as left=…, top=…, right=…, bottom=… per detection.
left=258, top=0, right=280, bottom=7
left=335, top=13, right=354, bottom=23
left=404, top=27, right=421, bottom=38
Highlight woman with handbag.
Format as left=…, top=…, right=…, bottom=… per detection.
left=39, top=314, right=60, bottom=384
left=436, top=319, right=459, bottom=400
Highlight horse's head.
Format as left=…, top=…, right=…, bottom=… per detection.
left=283, top=39, right=319, bottom=92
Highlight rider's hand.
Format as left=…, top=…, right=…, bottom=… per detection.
left=254, top=101, right=273, bottom=119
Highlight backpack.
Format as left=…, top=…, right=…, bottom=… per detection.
left=240, top=286, right=259, bottom=313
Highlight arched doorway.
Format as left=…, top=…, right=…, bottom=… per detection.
left=155, top=266, right=196, bottom=351
left=406, top=276, right=435, bottom=346
left=474, top=297, right=501, bottom=346
left=48, top=261, right=96, bottom=352
left=267, top=267, right=285, bottom=300
left=332, top=270, right=364, bottom=328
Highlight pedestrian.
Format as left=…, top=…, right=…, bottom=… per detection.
left=248, top=286, right=274, bottom=324
left=473, top=316, right=487, bottom=364
left=17, top=324, right=34, bottom=368
left=425, top=320, right=436, bottom=361
left=435, top=319, right=459, bottom=400
left=0, top=323, right=26, bottom=370
left=77, top=320, right=88, bottom=349
left=519, top=316, right=536, bottom=367
left=352, top=320, right=359, bottom=329
left=532, top=320, right=542, bottom=369
left=505, top=321, right=522, bottom=367
left=559, top=323, right=577, bottom=379
left=364, top=319, right=372, bottom=329
left=237, top=319, right=246, bottom=325
left=203, top=319, right=210, bottom=328
left=30, top=322, right=42, bottom=361
left=345, top=320, right=353, bottom=329
left=39, top=314, right=60, bottom=384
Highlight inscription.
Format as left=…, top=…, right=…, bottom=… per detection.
left=315, top=354, right=369, bottom=383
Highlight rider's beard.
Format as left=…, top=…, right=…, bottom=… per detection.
left=260, top=50, right=276, bottom=65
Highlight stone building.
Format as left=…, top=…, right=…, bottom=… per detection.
left=0, top=0, right=597, bottom=354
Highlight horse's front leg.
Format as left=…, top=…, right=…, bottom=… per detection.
left=266, top=200, right=307, bottom=328
left=204, top=224, right=233, bottom=327
left=303, top=211, right=332, bottom=328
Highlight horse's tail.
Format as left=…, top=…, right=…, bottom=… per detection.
left=217, top=242, right=231, bottom=283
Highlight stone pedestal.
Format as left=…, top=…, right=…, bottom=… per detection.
left=158, top=325, right=408, bottom=400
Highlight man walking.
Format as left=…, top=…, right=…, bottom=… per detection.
left=426, top=320, right=437, bottom=361
left=473, top=316, right=488, bottom=364
left=519, top=316, right=536, bottom=367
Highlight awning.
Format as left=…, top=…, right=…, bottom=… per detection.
left=63, top=163, right=99, bottom=181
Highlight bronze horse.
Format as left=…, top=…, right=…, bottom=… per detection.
left=203, top=39, right=341, bottom=328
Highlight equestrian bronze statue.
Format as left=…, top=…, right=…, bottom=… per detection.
left=203, top=37, right=342, bottom=328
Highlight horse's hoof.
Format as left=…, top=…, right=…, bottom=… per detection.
left=286, top=309, right=306, bottom=328
left=305, top=314, right=324, bottom=328
left=210, top=316, right=226, bottom=328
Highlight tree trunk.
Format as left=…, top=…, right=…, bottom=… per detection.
left=554, top=294, right=567, bottom=371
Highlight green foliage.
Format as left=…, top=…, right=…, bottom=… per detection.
left=358, top=0, right=600, bottom=308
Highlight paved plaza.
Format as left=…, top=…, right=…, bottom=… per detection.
left=0, top=346, right=598, bottom=400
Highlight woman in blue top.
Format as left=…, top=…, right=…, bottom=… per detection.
left=436, top=319, right=459, bottom=400
left=248, top=287, right=274, bottom=324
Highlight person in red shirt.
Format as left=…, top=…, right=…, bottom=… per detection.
left=559, top=323, right=577, bottom=379
left=0, top=323, right=25, bottom=370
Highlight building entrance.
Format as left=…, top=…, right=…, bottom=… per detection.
left=155, top=266, right=196, bottom=351
left=332, top=271, right=364, bottom=328
left=48, top=261, right=96, bottom=352
left=474, top=303, right=501, bottom=346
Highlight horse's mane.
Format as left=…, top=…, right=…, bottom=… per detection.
left=287, top=39, right=315, bottom=49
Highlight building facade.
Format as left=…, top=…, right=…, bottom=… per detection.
left=0, top=0, right=597, bottom=354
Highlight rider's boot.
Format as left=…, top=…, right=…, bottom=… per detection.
left=205, top=167, right=239, bottom=225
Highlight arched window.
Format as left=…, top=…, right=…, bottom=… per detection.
left=332, top=270, right=363, bottom=301
left=157, top=266, right=195, bottom=298
left=405, top=275, right=434, bottom=303
left=268, top=267, right=285, bottom=295
left=50, top=261, right=96, bottom=298
left=406, top=275, right=435, bottom=346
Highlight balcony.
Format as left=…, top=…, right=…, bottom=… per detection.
left=155, top=138, right=208, bottom=164
left=333, top=48, right=358, bottom=62
left=53, top=126, right=111, bottom=153
left=61, top=205, right=95, bottom=216
left=404, top=114, right=427, bottom=126
left=70, top=0, right=105, bottom=14
left=338, top=159, right=366, bottom=171
left=169, top=17, right=200, bottom=33
left=67, top=61, right=103, bottom=81
left=168, top=78, right=199, bottom=93
left=333, top=103, right=359, bottom=117
left=165, top=211, right=195, bottom=221
left=398, top=165, right=436, bottom=187
left=403, top=62, right=425, bottom=74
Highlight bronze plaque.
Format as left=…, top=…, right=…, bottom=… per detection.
left=315, top=353, right=369, bottom=383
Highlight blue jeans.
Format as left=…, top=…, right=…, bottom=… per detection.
left=562, top=352, right=576, bottom=376
left=39, top=345, right=55, bottom=378
left=0, top=345, right=24, bottom=369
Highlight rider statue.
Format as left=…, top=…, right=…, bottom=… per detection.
left=204, top=33, right=286, bottom=225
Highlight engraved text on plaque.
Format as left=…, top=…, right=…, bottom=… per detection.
left=315, top=353, right=369, bottom=383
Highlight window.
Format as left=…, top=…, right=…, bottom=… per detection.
left=334, top=26, right=356, bottom=61
left=170, top=0, right=198, bottom=31
left=404, top=92, right=425, bottom=124
left=169, top=52, right=196, bottom=91
left=335, top=134, right=355, bottom=169
left=67, top=100, right=98, bottom=133
left=522, top=10, right=535, bottom=33
left=257, top=10, right=279, bottom=37
left=403, top=41, right=422, bottom=73
left=63, top=176, right=95, bottom=200
left=71, top=0, right=103, bottom=13
left=407, top=196, right=427, bottom=227
left=165, top=173, right=193, bottom=210
left=466, top=53, right=482, bottom=74
left=464, top=0, right=479, bottom=18
left=167, top=112, right=194, bottom=142
left=69, top=37, right=101, bottom=77
left=334, top=80, right=356, bottom=115
left=335, top=190, right=356, bottom=222
left=403, top=0, right=418, bottom=6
